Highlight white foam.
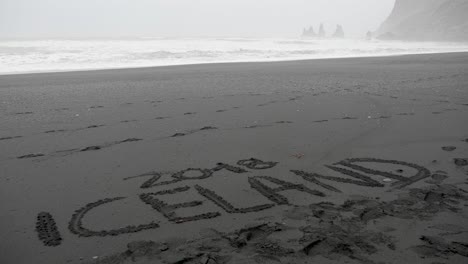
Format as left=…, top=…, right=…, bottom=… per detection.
left=1, top=38, right=467, bottom=74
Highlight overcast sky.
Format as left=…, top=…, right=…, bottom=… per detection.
left=0, top=0, right=395, bottom=39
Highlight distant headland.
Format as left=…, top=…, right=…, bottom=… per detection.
left=376, top=0, right=468, bottom=41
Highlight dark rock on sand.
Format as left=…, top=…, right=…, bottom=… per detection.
left=442, top=146, right=457, bottom=151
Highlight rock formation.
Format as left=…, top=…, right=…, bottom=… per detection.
left=302, top=26, right=316, bottom=38
left=332, top=25, right=344, bottom=38
left=301, top=23, right=326, bottom=38
left=318, top=23, right=326, bottom=38
left=376, top=0, right=468, bottom=41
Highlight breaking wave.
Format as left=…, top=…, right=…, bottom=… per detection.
left=1, top=38, right=467, bottom=74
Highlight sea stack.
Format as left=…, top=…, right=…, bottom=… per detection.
left=332, top=25, right=344, bottom=38
left=318, top=23, right=326, bottom=38
left=302, top=26, right=317, bottom=38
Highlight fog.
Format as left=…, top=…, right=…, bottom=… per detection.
left=0, top=0, right=395, bottom=39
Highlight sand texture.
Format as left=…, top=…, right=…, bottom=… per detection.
left=1, top=53, right=468, bottom=264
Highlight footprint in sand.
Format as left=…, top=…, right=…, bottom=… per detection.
left=443, top=108, right=458, bottom=112
left=120, top=120, right=138, bottom=123
left=374, top=115, right=391, bottom=119
left=86, top=125, right=105, bottom=129
left=454, top=158, right=468, bottom=167
left=275, top=121, right=293, bottom=124
left=171, top=127, right=217, bottom=138
left=442, top=146, right=456, bottom=152
left=54, top=107, right=69, bottom=111
left=120, top=138, right=143, bottom=143
left=171, top=133, right=187, bottom=137
left=81, top=146, right=102, bottom=152
left=244, top=124, right=271, bottom=129
left=146, top=100, right=162, bottom=104
left=0, top=136, right=22, bottom=141
left=80, top=138, right=142, bottom=152
left=17, top=153, right=45, bottom=159
left=44, top=129, right=67, bottom=134
left=35, top=212, right=62, bottom=247
left=155, top=116, right=170, bottom=120
left=257, top=101, right=277, bottom=107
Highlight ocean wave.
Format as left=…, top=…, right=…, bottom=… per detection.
left=0, top=38, right=467, bottom=74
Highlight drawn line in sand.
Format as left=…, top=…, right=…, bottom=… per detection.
left=35, top=212, right=62, bottom=247
left=172, top=168, right=213, bottom=180
left=134, top=169, right=213, bottom=188
left=140, top=187, right=220, bottom=224
left=195, top=185, right=275, bottom=213
left=212, top=162, right=249, bottom=173
left=292, top=158, right=431, bottom=192
left=127, top=161, right=249, bottom=188
left=68, top=197, right=159, bottom=237
left=336, top=158, right=431, bottom=189
left=248, top=176, right=325, bottom=205
left=237, top=158, right=278, bottom=170
left=92, top=183, right=468, bottom=263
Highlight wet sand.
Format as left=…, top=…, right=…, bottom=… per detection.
left=1, top=53, right=468, bottom=264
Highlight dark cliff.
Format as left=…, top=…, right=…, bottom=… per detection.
left=377, top=0, right=468, bottom=41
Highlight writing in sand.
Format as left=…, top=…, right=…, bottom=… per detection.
left=36, top=157, right=431, bottom=246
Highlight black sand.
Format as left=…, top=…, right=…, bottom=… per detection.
left=1, top=53, right=468, bottom=264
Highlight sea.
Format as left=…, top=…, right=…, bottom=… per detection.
left=1, top=38, right=468, bottom=74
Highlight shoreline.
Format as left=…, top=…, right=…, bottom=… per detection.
left=1, top=51, right=468, bottom=77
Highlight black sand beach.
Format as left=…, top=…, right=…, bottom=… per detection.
left=1, top=53, right=468, bottom=264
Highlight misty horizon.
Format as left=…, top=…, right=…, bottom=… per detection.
left=0, top=0, right=395, bottom=39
